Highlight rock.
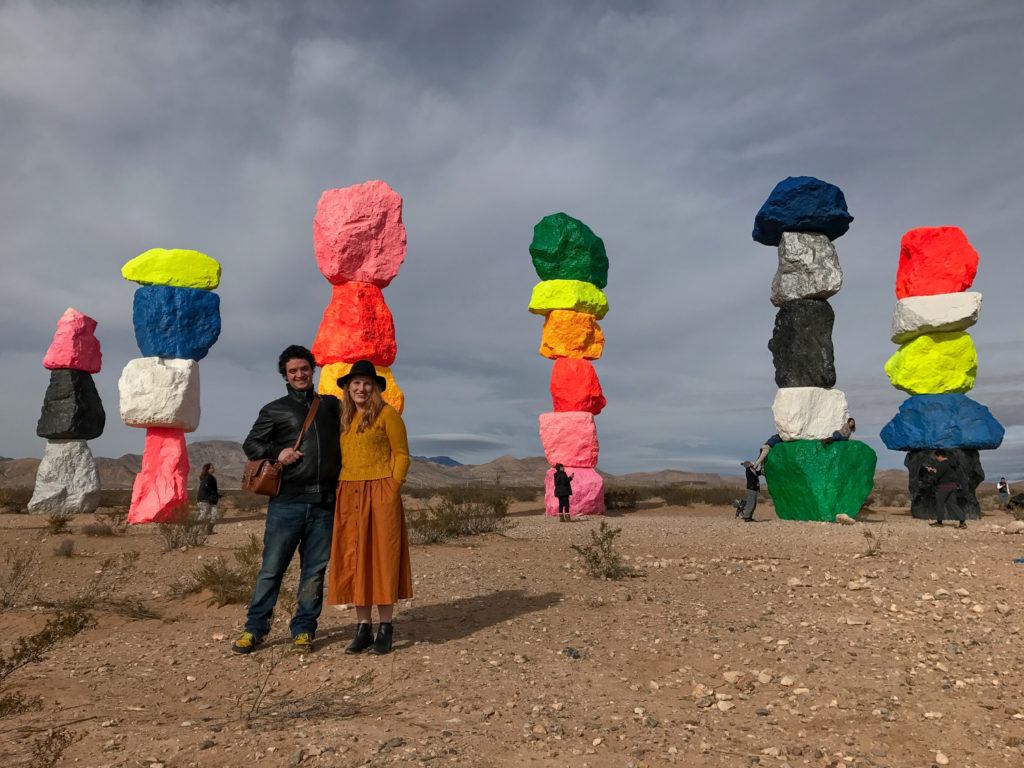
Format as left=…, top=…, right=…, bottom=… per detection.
left=752, top=176, right=853, bottom=246
left=880, top=394, right=1004, bottom=450
left=313, top=181, right=406, bottom=287
left=763, top=440, right=876, bottom=522
left=905, top=449, right=983, bottom=520
left=311, top=282, right=396, bottom=367
left=539, top=310, right=605, bottom=360
left=768, top=299, right=836, bottom=388
left=529, top=213, right=609, bottom=288
left=890, top=291, right=982, bottom=343
left=884, top=332, right=977, bottom=395
left=772, top=387, right=849, bottom=441
left=835, top=513, right=856, bottom=525
left=27, top=440, right=101, bottom=514
left=539, top=411, right=599, bottom=467
left=42, top=308, right=102, bottom=373
left=544, top=467, right=605, bottom=516
left=119, top=357, right=200, bottom=431
left=128, top=428, right=190, bottom=524
left=318, top=362, right=405, bottom=414
left=896, top=227, right=978, bottom=299
left=132, top=286, right=221, bottom=361
left=1004, top=521, right=1024, bottom=535
left=550, top=358, right=606, bottom=414
left=36, top=370, right=105, bottom=440
left=771, top=233, right=842, bottom=305
left=121, top=248, right=221, bottom=290
left=529, top=280, right=609, bottom=319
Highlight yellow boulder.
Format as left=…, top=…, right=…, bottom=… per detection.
left=884, top=332, right=977, bottom=395
left=540, top=310, right=605, bottom=360
left=319, top=362, right=405, bottom=414
left=122, top=248, right=221, bottom=290
left=528, top=279, right=608, bottom=319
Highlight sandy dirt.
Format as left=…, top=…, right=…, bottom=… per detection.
left=2, top=502, right=1024, bottom=768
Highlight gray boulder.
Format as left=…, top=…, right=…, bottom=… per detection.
left=771, top=233, right=842, bottom=307
left=27, top=440, right=101, bottom=515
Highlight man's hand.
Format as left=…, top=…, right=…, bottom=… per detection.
left=278, top=448, right=304, bottom=466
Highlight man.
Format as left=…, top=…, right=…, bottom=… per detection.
left=926, top=449, right=966, bottom=529
left=821, top=417, right=856, bottom=447
left=232, top=345, right=341, bottom=654
left=738, top=461, right=759, bottom=522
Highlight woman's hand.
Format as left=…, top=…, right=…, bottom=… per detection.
left=278, top=447, right=304, bottom=466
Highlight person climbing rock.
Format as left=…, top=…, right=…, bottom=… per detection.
left=553, top=463, right=574, bottom=522
left=926, top=449, right=966, bottom=529
left=738, top=461, right=759, bottom=522
left=821, top=417, right=856, bottom=447
left=751, top=434, right=782, bottom=473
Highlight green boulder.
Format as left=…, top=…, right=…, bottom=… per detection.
left=764, top=440, right=876, bottom=522
left=529, top=212, right=608, bottom=288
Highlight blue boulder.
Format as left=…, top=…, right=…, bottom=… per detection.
left=752, top=176, right=854, bottom=246
left=880, top=394, right=1004, bottom=451
left=133, top=285, right=221, bottom=360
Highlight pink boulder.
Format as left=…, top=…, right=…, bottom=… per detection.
left=313, top=181, right=407, bottom=287
left=311, top=281, right=397, bottom=367
left=539, top=411, right=599, bottom=468
left=128, top=428, right=190, bottom=524
left=544, top=467, right=605, bottom=517
left=43, top=308, right=102, bottom=373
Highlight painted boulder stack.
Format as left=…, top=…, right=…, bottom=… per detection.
left=529, top=212, right=609, bottom=517
left=119, top=248, right=222, bottom=523
left=752, top=177, right=876, bottom=521
left=312, top=181, right=407, bottom=413
left=29, top=308, right=105, bottom=515
left=880, top=227, right=1002, bottom=519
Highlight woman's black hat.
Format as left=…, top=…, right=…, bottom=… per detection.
left=337, top=359, right=387, bottom=392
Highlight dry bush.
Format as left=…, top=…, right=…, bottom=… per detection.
left=604, top=488, right=638, bottom=511
left=157, top=513, right=210, bottom=551
left=407, top=493, right=511, bottom=545
left=172, top=533, right=264, bottom=606
left=45, top=515, right=71, bottom=535
left=42, top=551, right=157, bottom=620
left=81, top=521, right=116, bottom=537
left=861, top=527, right=888, bottom=557
left=571, top=521, right=635, bottom=580
left=52, top=539, right=74, bottom=558
left=0, top=487, right=32, bottom=514
left=1, top=544, right=40, bottom=611
left=29, top=727, right=80, bottom=767
left=224, top=491, right=267, bottom=514
left=654, top=485, right=743, bottom=507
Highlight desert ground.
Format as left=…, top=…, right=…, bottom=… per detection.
left=2, top=499, right=1024, bottom=768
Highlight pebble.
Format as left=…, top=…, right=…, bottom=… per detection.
left=935, top=751, right=950, bottom=765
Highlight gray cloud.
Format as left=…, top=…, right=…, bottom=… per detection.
left=3, top=1, right=1024, bottom=477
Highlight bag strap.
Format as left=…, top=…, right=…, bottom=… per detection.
left=291, top=396, right=320, bottom=452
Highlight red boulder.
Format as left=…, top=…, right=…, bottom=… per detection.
left=550, top=358, right=606, bottom=414
left=312, top=282, right=397, bottom=367
left=128, top=428, right=190, bottom=524
left=896, top=227, right=978, bottom=299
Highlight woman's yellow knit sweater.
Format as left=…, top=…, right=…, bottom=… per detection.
left=339, top=404, right=410, bottom=484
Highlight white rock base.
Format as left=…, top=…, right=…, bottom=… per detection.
left=28, top=439, right=101, bottom=515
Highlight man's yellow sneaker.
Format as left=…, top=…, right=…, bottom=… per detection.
left=293, top=632, right=314, bottom=653
left=231, top=631, right=263, bottom=654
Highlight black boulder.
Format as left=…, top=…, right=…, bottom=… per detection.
left=36, top=369, right=106, bottom=440
left=768, top=299, right=836, bottom=388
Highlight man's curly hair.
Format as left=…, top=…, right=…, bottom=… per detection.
left=277, top=345, right=316, bottom=377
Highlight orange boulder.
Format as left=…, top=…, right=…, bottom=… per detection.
left=539, top=310, right=605, bottom=360
left=312, top=282, right=397, bottom=367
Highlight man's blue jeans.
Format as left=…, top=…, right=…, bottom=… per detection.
left=244, top=500, right=334, bottom=638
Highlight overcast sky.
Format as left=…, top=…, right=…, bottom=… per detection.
left=2, top=0, right=1023, bottom=477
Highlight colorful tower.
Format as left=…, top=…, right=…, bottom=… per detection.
left=118, top=249, right=222, bottom=523
left=310, top=180, right=406, bottom=411
left=752, top=177, right=876, bottom=521
left=880, top=227, right=1003, bottom=518
left=529, top=213, right=609, bottom=517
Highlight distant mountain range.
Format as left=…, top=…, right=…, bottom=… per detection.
left=413, top=455, right=462, bottom=467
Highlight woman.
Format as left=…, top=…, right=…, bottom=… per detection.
left=328, top=360, right=412, bottom=655
left=553, top=463, right=574, bottom=522
left=196, top=463, right=220, bottom=534
left=997, top=477, right=1010, bottom=509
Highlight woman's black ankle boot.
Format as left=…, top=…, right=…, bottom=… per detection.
left=369, top=622, right=394, bottom=655
left=345, top=622, right=374, bottom=654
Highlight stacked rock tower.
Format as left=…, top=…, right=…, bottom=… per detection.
left=118, top=249, right=222, bottom=523
left=752, top=177, right=877, bottom=521
left=28, top=308, right=105, bottom=516
left=529, top=213, right=609, bottom=517
left=880, top=227, right=1003, bottom=519
left=311, top=181, right=406, bottom=411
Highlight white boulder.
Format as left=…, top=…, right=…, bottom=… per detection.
left=28, top=439, right=101, bottom=514
left=119, top=357, right=200, bottom=431
left=890, top=292, right=982, bottom=343
left=772, top=387, right=849, bottom=441
left=771, top=233, right=843, bottom=307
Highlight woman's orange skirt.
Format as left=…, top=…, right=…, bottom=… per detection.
left=328, top=477, right=412, bottom=606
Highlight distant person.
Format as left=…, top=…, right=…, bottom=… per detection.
left=925, top=449, right=966, bottom=529
left=553, top=463, right=574, bottom=522
left=232, top=345, right=342, bottom=655
left=997, top=477, right=1010, bottom=509
left=822, top=417, right=856, bottom=447
left=738, top=461, right=759, bottom=522
left=750, top=434, right=782, bottom=473
left=196, top=463, right=220, bottom=534
left=327, top=360, right=412, bottom=656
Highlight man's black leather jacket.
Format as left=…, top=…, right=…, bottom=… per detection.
left=243, top=386, right=341, bottom=496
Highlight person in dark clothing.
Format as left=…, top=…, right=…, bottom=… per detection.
left=232, top=345, right=342, bottom=655
left=739, top=461, right=759, bottom=522
left=926, top=449, right=966, bottom=529
left=751, top=434, right=782, bottom=473
left=552, top=464, right=574, bottom=522
left=196, top=463, right=220, bottom=534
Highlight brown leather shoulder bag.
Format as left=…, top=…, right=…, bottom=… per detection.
left=241, top=396, right=320, bottom=497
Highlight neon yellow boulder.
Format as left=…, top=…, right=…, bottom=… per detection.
left=884, top=331, right=977, bottom=395
left=319, top=362, right=405, bottom=414
left=528, top=280, right=608, bottom=319
left=122, top=248, right=221, bottom=290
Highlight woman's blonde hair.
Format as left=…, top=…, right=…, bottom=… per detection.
left=341, top=379, right=385, bottom=433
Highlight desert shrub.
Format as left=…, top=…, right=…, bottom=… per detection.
left=45, top=515, right=72, bottom=535
left=157, top=513, right=210, bottom=551
left=41, top=551, right=157, bottom=620
left=571, top=521, right=634, bottom=580
left=0, top=487, right=32, bottom=514
left=654, top=485, right=740, bottom=507
left=1, top=544, right=40, bottom=610
left=53, top=539, right=74, bottom=558
left=407, top=494, right=511, bottom=545
left=604, top=488, right=638, bottom=510
left=225, top=491, right=266, bottom=514
left=172, top=533, right=264, bottom=606
left=81, top=520, right=116, bottom=537
left=98, top=489, right=133, bottom=508
left=30, top=727, right=80, bottom=767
